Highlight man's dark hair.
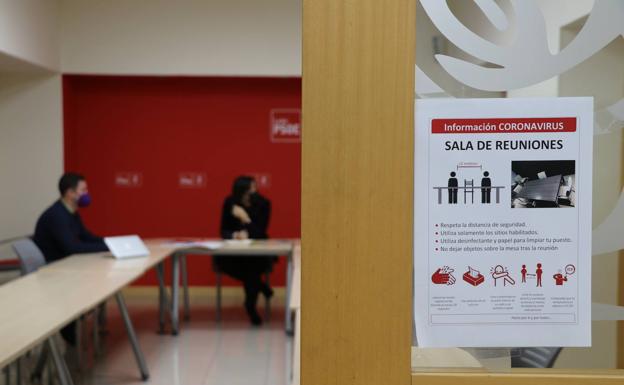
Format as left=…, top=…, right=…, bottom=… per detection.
left=58, top=172, right=85, bottom=196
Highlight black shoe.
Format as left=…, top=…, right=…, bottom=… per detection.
left=261, top=283, right=274, bottom=300
left=250, top=312, right=263, bottom=326
left=245, top=303, right=263, bottom=326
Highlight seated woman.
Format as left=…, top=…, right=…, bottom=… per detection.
left=217, top=176, right=274, bottom=325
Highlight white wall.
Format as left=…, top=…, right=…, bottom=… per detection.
left=0, top=0, right=60, bottom=71
left=0, top=74, right=63, bottom=240
left=0, top=0, right=301, bottom=241
left=60, top=0, right=301, bottom=76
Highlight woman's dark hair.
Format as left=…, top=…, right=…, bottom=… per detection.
left=59, top=172, right=85, bottom=196
left=232, top=175, right=255, bottom=204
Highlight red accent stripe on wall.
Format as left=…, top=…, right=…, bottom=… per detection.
left=63, top=75, right=301, bottom=286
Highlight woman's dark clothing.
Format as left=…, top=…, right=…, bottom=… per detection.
left=216, top=194, right=274, bottom=323
left=220, top=194, right=270, bottom=240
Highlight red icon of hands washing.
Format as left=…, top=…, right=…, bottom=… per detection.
left=431, top=266, right=456, bottom=285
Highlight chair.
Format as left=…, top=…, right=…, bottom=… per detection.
left=510, top=347, right=562, bottom=368
left=12, top=238, right=101, bottom=379
left=464, top=179, right=474, bottom=204
left=212, top=258, right=273, bottom=322
left=12, top=239, right=49, bottom=382
left=12, top=238, right=46, bottom=275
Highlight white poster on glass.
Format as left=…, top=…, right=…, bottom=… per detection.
left=413, top=98, right=592, bottom=347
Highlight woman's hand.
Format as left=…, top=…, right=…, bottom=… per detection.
left=232, top=205, right=252, bottom=224
left=233, top=230, right=249, bottom=240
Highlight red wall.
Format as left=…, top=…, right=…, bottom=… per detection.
left=63, top=75, right=301, bottom=286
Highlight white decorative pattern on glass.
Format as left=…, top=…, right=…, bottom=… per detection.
left=419, top=0, right=623, bottom=91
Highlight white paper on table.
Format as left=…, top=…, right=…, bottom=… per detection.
left=223, top=239, right=253, bottom=246
left=193, top=241, right=223, bottom=249
left=162, top=241, right=195, bottom=248
left=162, top=241, right=223, bottom=250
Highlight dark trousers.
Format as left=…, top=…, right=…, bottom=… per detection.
left=215, top=256, right=273, bottom=310
left=60, top=321, right=77, bottom=346
left=448, top=188, right=458, bottom=204
left=481, top=189, right=491, bottom=203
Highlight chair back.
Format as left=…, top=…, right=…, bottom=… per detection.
left=511, top=347, right=562, bottom=368
left=12, top=238, right=47, bottom=275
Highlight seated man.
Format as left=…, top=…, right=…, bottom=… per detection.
left=34, top=172, right=108, bottom=344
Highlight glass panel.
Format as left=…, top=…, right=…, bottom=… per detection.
left=414, top=0, right=624, bottom=371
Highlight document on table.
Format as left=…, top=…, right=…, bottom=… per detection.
left=223, top=239, right=253, bottom=246
left=163, top=241, right=224, bottom=249
left=194, top=241, right=224, bottom=249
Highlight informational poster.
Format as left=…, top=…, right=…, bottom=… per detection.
left=413, top=98, right=592, bottom=347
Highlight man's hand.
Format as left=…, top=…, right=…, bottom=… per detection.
left=232, top=205, right=252, bottom=224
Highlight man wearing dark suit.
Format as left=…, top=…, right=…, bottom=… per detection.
left=448, top=171, right=458, bottom=204
left=481, top=171, right=492, bottom=204
left=34, top=172, right=108, bottom=344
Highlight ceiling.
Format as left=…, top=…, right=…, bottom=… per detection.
left=0, top=51, right=53, bottom=74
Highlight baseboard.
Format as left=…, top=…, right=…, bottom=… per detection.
left=121, top=286, right=286, bottom=306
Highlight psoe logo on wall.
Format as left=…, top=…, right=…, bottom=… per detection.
left=270, top=108, right=301, bottom=143
left=115, top=172, right=143, bottom=188
left=178, top=172, right=207, bottom=189
left=250, top=173, right=271, bottom=189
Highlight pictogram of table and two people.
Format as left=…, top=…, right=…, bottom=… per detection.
left=433, top=164, right=504, bottom=205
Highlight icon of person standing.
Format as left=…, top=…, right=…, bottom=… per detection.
left=448, top=171, right=458, bottom=204
left=536, top=263, right=543, bottom=287
left=521, top=264, right=527, bottom=283
left=481, top=171, right=491, bottom=203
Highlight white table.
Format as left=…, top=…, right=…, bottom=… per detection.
left=168, top=239, right=297, bottom=334
left=0, top=239, right=298, bottom=385
left=0, top=243, right=178, bottom=384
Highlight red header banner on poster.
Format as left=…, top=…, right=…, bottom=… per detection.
left=432, top=117, right=577, bottom=134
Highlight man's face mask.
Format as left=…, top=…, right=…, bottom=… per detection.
left=73, top=180, right=91, bottom=208
left=77, top=193, right=92, bottom=208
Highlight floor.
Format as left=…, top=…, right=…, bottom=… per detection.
left=81, top=293, right=292, bottom=385
left=1, top=289, right=292, bottom=385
